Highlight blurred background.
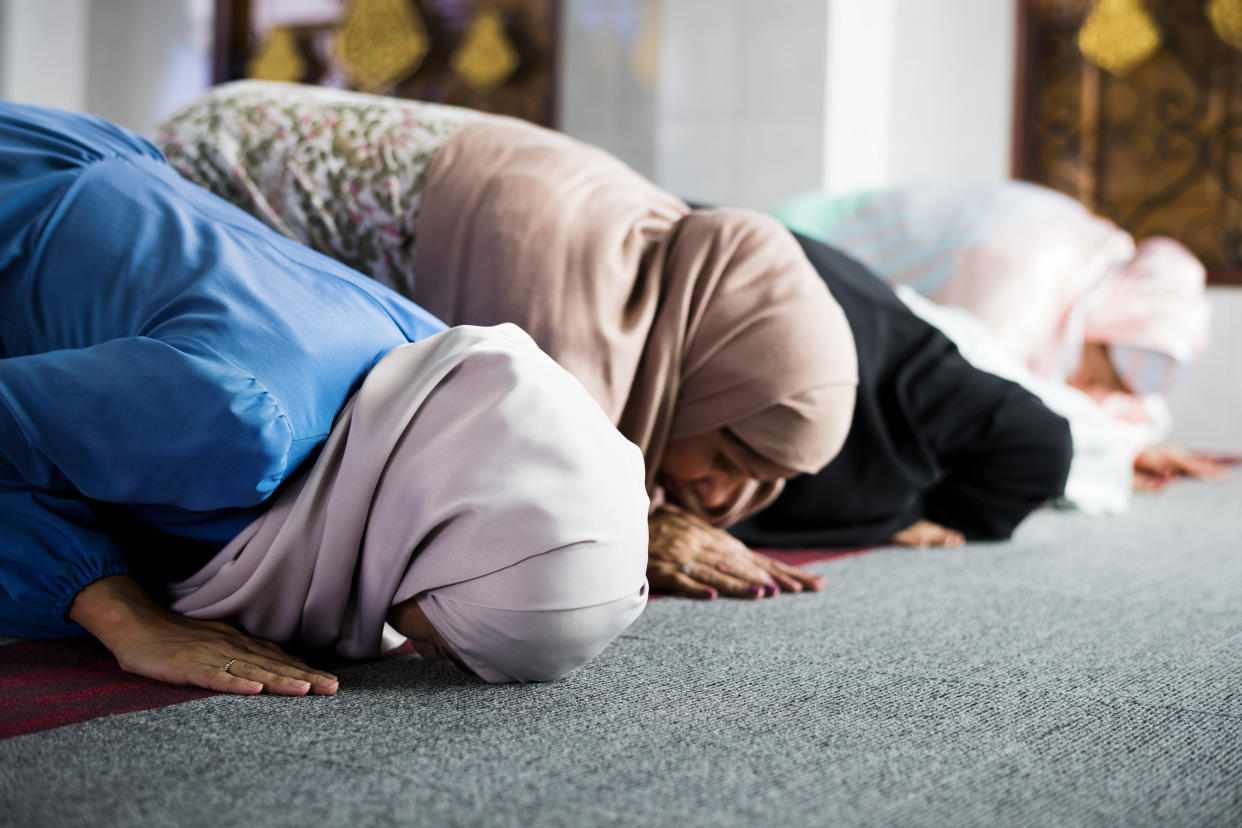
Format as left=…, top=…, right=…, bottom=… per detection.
left=1, top=0, right=1238, bottom=451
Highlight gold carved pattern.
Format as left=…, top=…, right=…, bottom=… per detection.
left=1208, top=0, right=1242, bottom=52
left=220, top=0, right=557, bottom=127
left=336, top=0, right=429, bottom=92
left=248, top=27, right=306, bottom=82
left=450, top=8, right=520, bottom=92
left=1077, top=0, right=1163, bottom=76
left=1023, top=0, right=1242, bottom=278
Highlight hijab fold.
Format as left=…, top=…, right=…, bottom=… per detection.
left=1085, top=237, right=1209, bottom=393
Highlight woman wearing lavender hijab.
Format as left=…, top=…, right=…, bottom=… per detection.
left=166, top=322, right=652, bottom=685
left=0, top=100, right=649, bottom=691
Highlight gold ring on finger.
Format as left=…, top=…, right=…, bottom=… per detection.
left=221, top=658, right=238, bottom=674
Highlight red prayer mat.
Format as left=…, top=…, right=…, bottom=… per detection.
left=0, top=638, right=216, bottom=740
left=0, top=548, right=860, bottom=740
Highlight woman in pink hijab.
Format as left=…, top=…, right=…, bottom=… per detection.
left=773, top=181, right=1224, bottom=490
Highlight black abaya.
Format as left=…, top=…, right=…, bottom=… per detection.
left=731, top=233, right=1073, bottom=548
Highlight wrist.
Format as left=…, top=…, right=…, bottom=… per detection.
left=67, top=574, right=159, bottom=650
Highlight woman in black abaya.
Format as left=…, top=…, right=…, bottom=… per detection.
left=732, top=234, right=1074, bottom=549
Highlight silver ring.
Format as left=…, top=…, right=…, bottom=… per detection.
left=681, top=561, right=695, bottom=576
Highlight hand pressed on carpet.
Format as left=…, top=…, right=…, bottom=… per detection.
left=68, top=575, right=339, bottom=696
left=646, top=505, right=828, bottom=599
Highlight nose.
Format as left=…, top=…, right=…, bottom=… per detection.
left=694, top=471, right=746, bottom=510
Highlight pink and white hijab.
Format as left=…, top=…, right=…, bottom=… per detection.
left=774, top=181, right=1210, bottom=393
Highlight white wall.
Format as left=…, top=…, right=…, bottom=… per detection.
left=560, top=0, right=1016, bottom=209
left=86, top=0, right=213, bottom=136
left=560, top=0, right=1239, bottom=453
left=1166, top=288, right=1242, bottom=453
left=560, top=0, right=660, bottom=179
left=887, top=0, right=1015, bottom=184
left=561, top=0, right=834, bottom=208
left=654, top=0, right=831, bottom=208
left=0, top=0, right=212, bottom=136
left=0, top=0, right=91, bottom=112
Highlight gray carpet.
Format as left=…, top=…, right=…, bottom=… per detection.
left=3, top=475, right=1240, bottom=827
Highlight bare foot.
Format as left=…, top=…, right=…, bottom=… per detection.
left=890, top=519, right=965, bottom=548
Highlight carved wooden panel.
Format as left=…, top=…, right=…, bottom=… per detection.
left=1014, top=0, right=1242, bottom=283
left=213, top=0, right=559, bottom=127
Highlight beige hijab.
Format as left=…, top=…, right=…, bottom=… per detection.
left=167, top=324, right=650, bottom=683
left=414, top=117, right=858, bottom=525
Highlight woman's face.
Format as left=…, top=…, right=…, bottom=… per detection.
left=1068, top=341, right=1129, bottom=399
left=387, top=597, right=474, bottom=675
left=658, top=429, right=782, bottom=515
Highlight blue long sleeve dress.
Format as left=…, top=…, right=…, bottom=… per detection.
left=0, top=101, right=446, bottom=638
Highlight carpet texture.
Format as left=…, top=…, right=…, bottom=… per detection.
left=1, top=475, right=1239, bottom=827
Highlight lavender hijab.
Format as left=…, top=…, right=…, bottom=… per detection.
left=167, top=324, right=650, bottom=683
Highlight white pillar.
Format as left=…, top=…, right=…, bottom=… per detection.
left=822, top=0, right=894, bottom=194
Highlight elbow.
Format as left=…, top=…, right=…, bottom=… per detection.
left=207, top=407, right=293, bottom=509
left=171, top=395, right=294, bottom=512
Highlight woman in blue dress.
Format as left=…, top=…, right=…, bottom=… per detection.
left=0, top=101, right=650, bottom=689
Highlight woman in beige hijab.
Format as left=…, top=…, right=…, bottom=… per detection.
left=159, top=82, right=859, bottom=601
